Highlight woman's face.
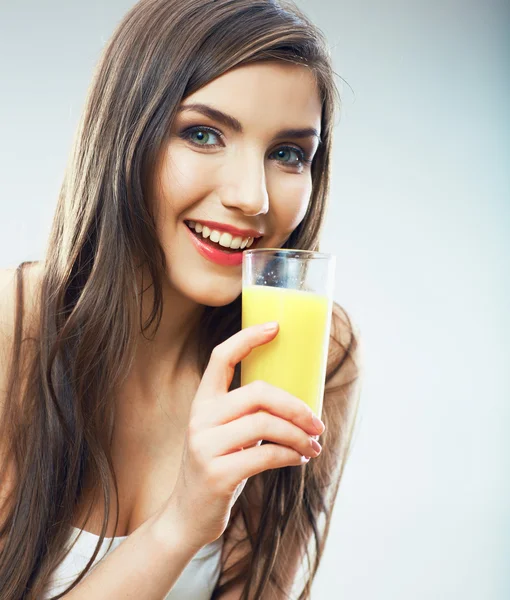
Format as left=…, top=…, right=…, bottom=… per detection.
left=150, top=61, right=322, bottom=307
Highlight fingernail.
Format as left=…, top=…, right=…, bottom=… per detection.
left=312, top=415, right=325, bottom=433
left=310, top=439, right=322, bottom=455
left=263, top=322, right=279, bottom=332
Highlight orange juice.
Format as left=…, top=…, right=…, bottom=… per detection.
left=241, top=284, right=332, bottom=416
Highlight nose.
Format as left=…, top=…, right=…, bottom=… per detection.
left=218, top=154, right=269, bottom=216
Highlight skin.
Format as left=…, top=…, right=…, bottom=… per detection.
left=73, top=61, right=324, bottom=540
left=130, top=61, right=322, bottom=410
left=0, top=59, right=337, bottom=600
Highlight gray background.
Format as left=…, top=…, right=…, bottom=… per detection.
left=0, top=0, right=509, bottom=598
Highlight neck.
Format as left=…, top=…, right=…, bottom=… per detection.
left=122, top=264, right=205, bottom=409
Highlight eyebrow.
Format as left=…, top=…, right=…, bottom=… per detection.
left=177, top=102, right=322, bottom=144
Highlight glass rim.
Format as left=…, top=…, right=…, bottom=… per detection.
left=243, top=248, right=334, bottom=260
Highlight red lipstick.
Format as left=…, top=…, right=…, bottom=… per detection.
left=184, top=223, right=259, bottom=267
left=187, top=220, right=263, bottom=240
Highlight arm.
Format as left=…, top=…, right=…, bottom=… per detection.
left=0, top=269, right=18, bottom=550
left=65, top=318, right=325, bottom=599
left=63, top=504, right=206, bottom=599
left=0, top=266, right=202, bottom=595
left=214, top=304, right=363, bottom=599
left=0, top=265, right=42, bottom=548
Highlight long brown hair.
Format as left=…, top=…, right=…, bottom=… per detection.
left=0, top=1, right=360, bottom=598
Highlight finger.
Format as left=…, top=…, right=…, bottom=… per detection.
left=197, top=322, right=279, bottom=397
left=204, top=380, right=325, bottom=437
left=244, top=440, right=262, bottom=449
left=240, top=439, right=263, bottom=450
left=216, top=443, right=310, bottom=485
left=206, top=411, right=321, bottom=459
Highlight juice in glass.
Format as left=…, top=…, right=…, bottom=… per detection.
left=241, top=284, right=332, bottom=416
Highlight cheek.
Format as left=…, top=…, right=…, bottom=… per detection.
left=270, top=176, right=313, bottom=233
left=153, top=145, right=213, bottom=221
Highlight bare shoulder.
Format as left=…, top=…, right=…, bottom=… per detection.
left=0, top=268, right=18, bottom=339
left=0, top=268, right=21, bottom=387
left=0, top=261, right=45, bottom=398
left=0, top=261, right=44, bottom=337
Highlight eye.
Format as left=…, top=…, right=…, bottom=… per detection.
left=180, top=126, right=223, bottom=147
left=269, top=146, right=312, bottom=168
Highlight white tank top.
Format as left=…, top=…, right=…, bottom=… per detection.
left=42, top=526, right=224, bottom=599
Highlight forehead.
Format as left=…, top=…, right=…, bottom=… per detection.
left=183, top=62, right=322, bottom=134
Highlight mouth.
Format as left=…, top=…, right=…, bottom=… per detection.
left=184, top=220, right=263, bottom=266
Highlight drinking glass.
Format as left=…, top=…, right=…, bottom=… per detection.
left=241, top=249, right=336, bottom=418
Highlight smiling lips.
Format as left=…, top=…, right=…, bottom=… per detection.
left=184, top=219, right=263, bottom=266
left=186, top=220, right=261, bottom=249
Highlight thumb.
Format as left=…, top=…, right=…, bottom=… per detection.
left=196, top=322, right=279, bottom=398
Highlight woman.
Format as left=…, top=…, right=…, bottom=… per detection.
left=0, top=0, right=362, bottom=598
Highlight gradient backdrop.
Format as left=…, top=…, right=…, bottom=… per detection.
left=0, top=1, right=508, bottom=598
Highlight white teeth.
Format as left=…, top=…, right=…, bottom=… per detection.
left=219, top=232, right=233, bottom=248
left=187, top=221, right=256, bottom=250
left=230, top=236, right=243, bottom=249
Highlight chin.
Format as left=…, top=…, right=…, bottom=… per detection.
left=171, top=271, right=243, bottom=308
left=190, top=287, right=242, bottom=308
left=203, top=293, right=242, bottom=308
